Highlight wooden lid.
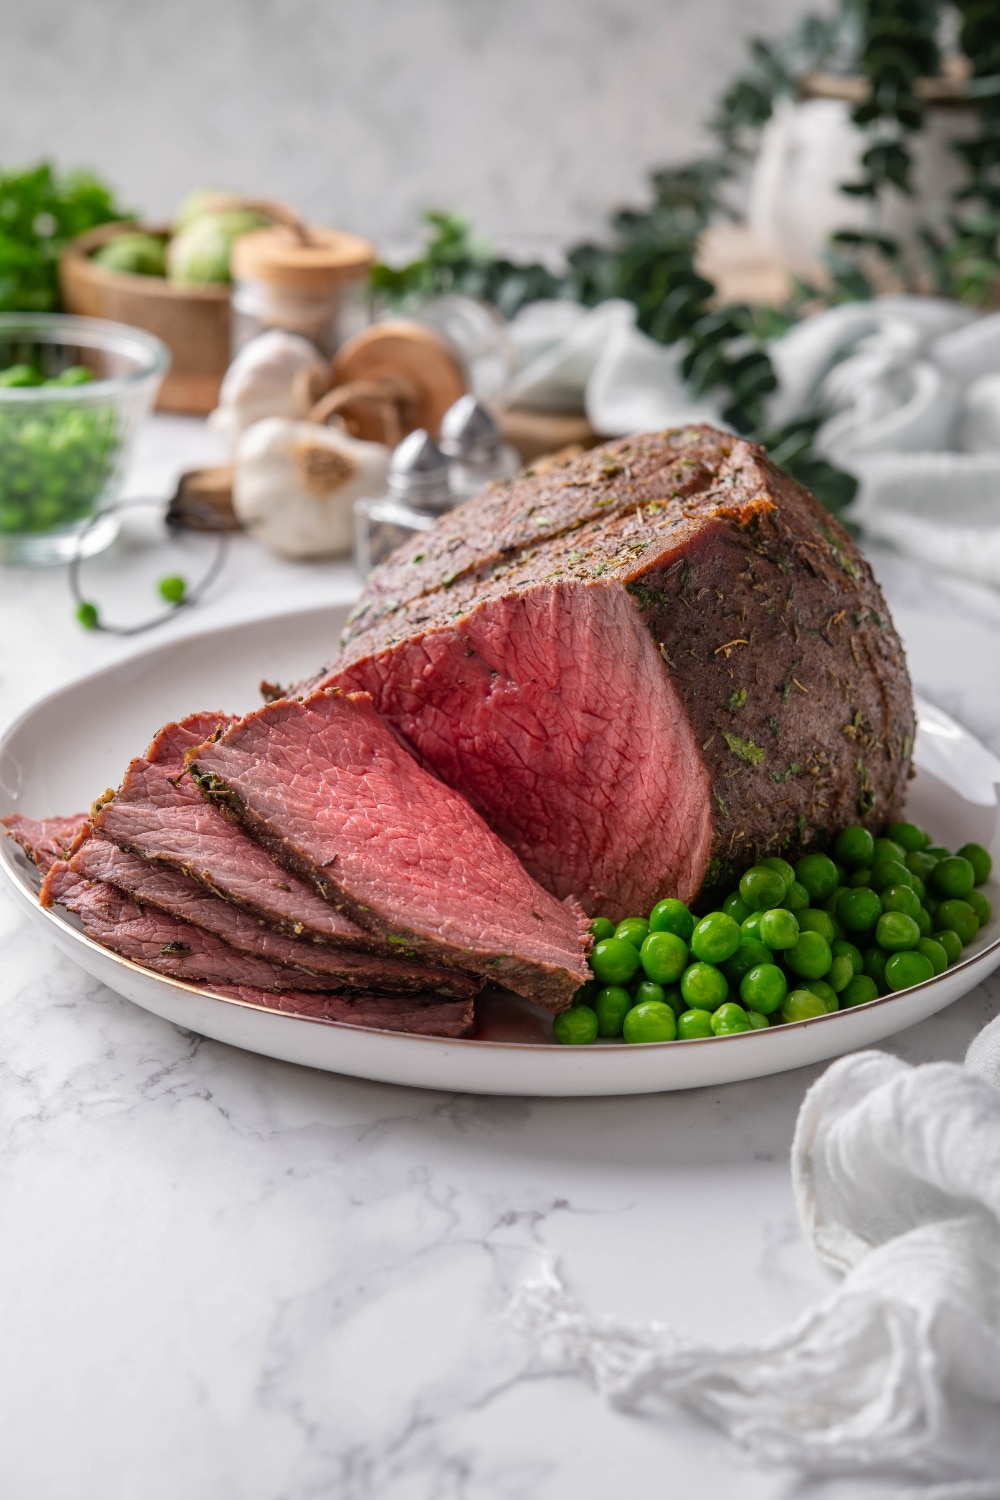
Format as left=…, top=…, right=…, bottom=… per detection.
left=231, top=226, right=375, bottom=290
left=331, top=321, right=467, bottom=439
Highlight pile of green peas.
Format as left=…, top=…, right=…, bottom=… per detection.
left=554, top=821, right=993, bottom=1046
left=0, top=364, right=120, bottom=536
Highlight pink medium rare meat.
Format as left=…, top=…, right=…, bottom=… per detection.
left=3, top=813, right=89, bottom=872
left=211, top=985, right=475, bottom=1037
left=68, top=836, right=477, bottom=999
left=186, top=689, right=591, bottom=1011
left=322, top=427, right=915, bottom=920
left=41, top=862, right=403, bottom=995
left=91, top=711, right=385, bottom=952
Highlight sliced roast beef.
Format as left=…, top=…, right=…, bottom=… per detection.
left=3, top=813, right=89, bottom=872
left=186, top=689, right=591, bottom=1011
left=40, top=862, right=401, bottom=995
left=315, top=426, right=914, bottom=919
left=210, top=984, right=475, bottom=1037
left=68, top=835, right=477, bottom=998
left=92, top=711, right=386, bottom=952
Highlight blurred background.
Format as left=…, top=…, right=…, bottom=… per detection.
left=0, top=0, right=805, bottom=249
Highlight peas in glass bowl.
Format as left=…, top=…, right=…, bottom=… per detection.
left=0, top=314, right=168, bottom=566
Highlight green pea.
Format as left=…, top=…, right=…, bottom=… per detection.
left=590, top=937, right=641, bottom=985
left=785, top=930, right=833, bottom=980
left=710, top=1002, right=751, bottom=1036
left=836, top=887, right=882, bottom=934
left=572, top=979, right=599, bottom=1006
left=933, top=928, right=963, bottom=965
left=722, top=891, right=751, bottom=924
left=553, top=1006, right=598, bottom=1045
left=916, top=938, right=948, bottom=977
left=870, top=859, right=914, bottom=893
left=659, top=984, right=686, bottom=1018
left=880, top=885, right=922, bottom=920
left=827, top=954, right=855, bottom=993
left=680, top=962, right=729, bottom=1012
left=915, top=906, right=932, bottom=937
left=884, top=951, right=934, bottom=991
left=906, top=850, right=939, bottom=882
left=847, top=867, right=873, bottom=888
left=739, top=865, right=788, bottom=911
left=633, top=978, right=665, bottom=1007
left=757, top=908, right=799, bottom=950
left=863, top=946, right=888, bottom=990
left=741, top=911, right=765, bottom=942
left=797, top=908, right=837, bottom=943
left=967, top=889, right=992, bottom=927
left=926, top=846, right=950, bottom=861
left=648, top=898, right=695, bottom=941
left=873, top=837, right=907, bottom=864
left=841, top=975, right=878, bottom=1007
left=590, top=917, right=615, bottom=942
left=746, top=1010, right=770, bottom=1030
left=887, top=822, right=929, bottom=853
left=739, top=963, right=787, bottom=1015
left=615, top=917, right=650, bottom=949
left=761, top=856, right=796, bottom=886
left=677, top=1008, right=713, bottom=1040
left=930, top=857, right=975, bottom=901
left=76, top=600, right=100, bottom=630
left=594, top=986, right=633, bottom=1037
left=721, top=937, right=774, bottom=986
left=924, top=893, right=941, bottom=920
left=820, top=887, right=848, bottom=915
left=690, top=912, right=742, bottom=964
left=957, top=842, right=992, bottom=886
left=780, top=880, right=811, bottom=912
left=875, top=906, right=923, bottom=954
left=623, top=1001, right=677, bottom=1044
left=834, top=825, right=875, bottom=869
left=640, top=930, right=689, bottom=984
left=780, top=988, right=827, bottom=1024
left=794, top=853, right=839, bottom=901
left=936, top=899, right=979, bottom=946
left=831, top=938, right=864, bottom=975
left=805, top=979, right=839, bottom=1013
left=910, top=874, right=927, bottom=903
left=158, top=574, right=187, bottom=605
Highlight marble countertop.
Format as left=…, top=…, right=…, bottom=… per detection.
left=2, top=419, right=998, bottom=1500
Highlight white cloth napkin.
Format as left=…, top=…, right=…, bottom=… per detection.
left=514, top=1016, right=1000, bottom=1495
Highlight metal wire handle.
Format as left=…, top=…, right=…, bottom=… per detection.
left=67, top=498, right=230, bottom=637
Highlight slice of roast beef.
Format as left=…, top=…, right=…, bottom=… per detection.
left=3, top=813, right=89, bottom=872
left=187, top=689, right=591, bottom=1011
left=209, top=984, right=475, bottom=1037
left=41, top=862, right=401, bottom=994
left=67, top=835, right=477, bottom=999
left=92, top=711, right=387, bottom=952
left=314, top=426, right=914, bottom=919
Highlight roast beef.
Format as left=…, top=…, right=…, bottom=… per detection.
left=3, top=813, right=89, bottom=872
left=92, top=712, right=387, bottom=951
left=186, top=689, right=591, bottom=1010
left=40, top=862, right=407, bottom=994
left=317, top=426, right=914, bottom=919
left=67, top=835, right=477, bottom=998
left=211, top=985, right=475, bottom=1037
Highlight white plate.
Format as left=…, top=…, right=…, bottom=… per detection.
left=2, top=604, right=999, bottom=1096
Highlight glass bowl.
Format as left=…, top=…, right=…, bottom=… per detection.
left=0, top=313, right=169, bottom=566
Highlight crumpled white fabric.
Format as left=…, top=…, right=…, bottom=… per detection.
left=505, top=299, right=721, bottom=432
left=513, top=1015, right=1000, bottom=1495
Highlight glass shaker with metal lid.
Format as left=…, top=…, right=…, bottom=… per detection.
left=439, top=394, right=520, bottom=500
left=354, top=428, right=452, bottom=576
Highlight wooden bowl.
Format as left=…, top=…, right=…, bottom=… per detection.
left=59, top=222, right=231, bottom=415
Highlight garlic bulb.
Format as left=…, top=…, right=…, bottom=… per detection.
left=209, top=330, right=327, bottom=442
left=232, top=418, right=389, bottom=559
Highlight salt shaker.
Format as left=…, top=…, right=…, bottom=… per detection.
left=354, top=429, right=452, bottom=576
left=439, top=395, right=520, bottom=500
